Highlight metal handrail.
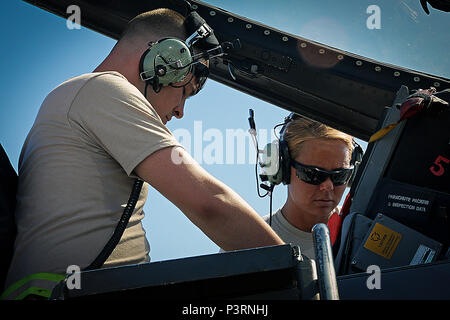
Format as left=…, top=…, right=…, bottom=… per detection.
left=312, top=223, right=340, bottom=300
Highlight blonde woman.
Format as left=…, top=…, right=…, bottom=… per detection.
left=263, top=114, right=356, bottom=260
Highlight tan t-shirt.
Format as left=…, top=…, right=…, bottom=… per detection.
left=6, top=72, right=180, bottom=289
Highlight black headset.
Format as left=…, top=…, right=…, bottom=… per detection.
left=260, top=113, right=364, bottom=187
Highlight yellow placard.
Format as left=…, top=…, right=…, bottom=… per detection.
left=364, top=222, right=402, bottom=259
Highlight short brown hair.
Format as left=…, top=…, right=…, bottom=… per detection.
left=283, top=115, right=354, bottom=161
left=119, top=8, right=186, bottom=44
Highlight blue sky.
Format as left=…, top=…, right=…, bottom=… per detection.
left=1, top=0, right=448, bottom=262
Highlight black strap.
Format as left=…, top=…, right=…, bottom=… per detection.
left=85, top=179, right=144, bottom=271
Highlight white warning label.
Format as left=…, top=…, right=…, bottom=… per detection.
left=387, top=194, right=430, bottom=213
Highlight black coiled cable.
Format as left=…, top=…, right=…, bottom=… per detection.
left=85, top=179, right=144, bottom=270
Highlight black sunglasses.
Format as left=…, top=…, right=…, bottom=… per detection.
left=192, top=61, right=209, bottom=94
left=291, top=160, right=354, bottom=186
left=170, top=61, right=209, bottom=96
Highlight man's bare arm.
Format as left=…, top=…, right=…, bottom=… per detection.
left=135, top=146, right=284, bottom=251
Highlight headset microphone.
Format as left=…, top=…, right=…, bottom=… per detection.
left=248, top=109, right=276, bottom=225
left=248, top=109, right=256, bottom=134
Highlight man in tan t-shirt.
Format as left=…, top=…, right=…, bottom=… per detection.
left=4, top=8, right=283, bottom=298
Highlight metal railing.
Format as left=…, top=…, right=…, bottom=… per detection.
left=312, top=223, right=340, bottom=300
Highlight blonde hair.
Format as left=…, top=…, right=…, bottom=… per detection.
left=283, top=115, right=354, bottom=161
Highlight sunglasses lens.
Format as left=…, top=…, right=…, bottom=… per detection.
left=295, top=166, right=327, bottom=185
left=330, top=169, right=353, bottom=186
left=293, top=161, right=353, bottom=186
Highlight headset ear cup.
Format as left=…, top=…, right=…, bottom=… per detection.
left=277, top=113, right=295, bottom=185
left=139, top=48, right=150, bottom=77
left=139, top=48, right=152, bottom=83
left=259, top=141, right=283, bottom=185
left=139, top=48, right=153, bottom=96
left=259, top=112, right=295, bottom=186
left=348, top=141, right=364, bottom=187
left=139, top=38, right=193, bottom=90
left=279, top=139, right=292, bottom=185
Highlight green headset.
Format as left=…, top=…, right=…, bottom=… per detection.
left=139, top=38, right=194, bottom=92
left=138, top=11, right=220, bottom=96
left=259, top=113, right=364, bottom=187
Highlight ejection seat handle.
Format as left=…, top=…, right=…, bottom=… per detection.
left=312, top=223, right=340, bottom=300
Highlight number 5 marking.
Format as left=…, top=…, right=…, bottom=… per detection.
left=429, top=155, right=450, bottom=177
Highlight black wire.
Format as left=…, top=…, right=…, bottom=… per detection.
left=269, top=185, right=274, bottom=226
left=250, top=122, right=278, bottom=227
left=273, top=122, right=286, bottom=140
left=248, top=112, right=278, bottom=226
left=144, top=81, right=149, bottom=97
left=253, top=134, right=269, bottom=198
left=256, top=166, right=268, bottom=198
left=251, top=133, right=274, bottom=226
left=85, top=179, right=144, bottom=270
